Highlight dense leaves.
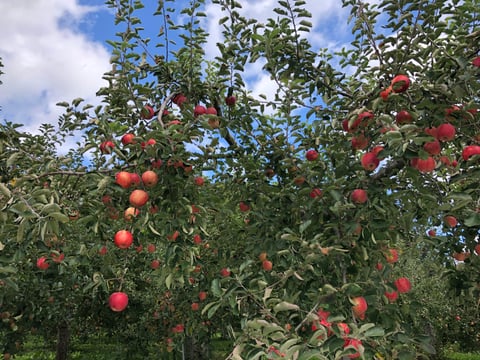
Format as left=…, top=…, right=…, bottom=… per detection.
left=0, top=0, right=479, bottom=359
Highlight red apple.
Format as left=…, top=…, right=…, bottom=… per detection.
left=385, top=248, right=399, bottom=264
left=306, top=149, right=319, bottom=161
left=361, top=152, right=380, bottom=171
left=109, top=292, right=129, bottom=312
left=444, top=215, right=458, bottom=228
left=453, top=252, right=469, bottom=261
left=99, top=246, right=107, bottom=255
left=199, top=291, right=207, bottom=301
left=191, top=302, right=200, bottom=311
left=100, top=140, right=115, bottom=154
left=380, top=86, right=392, bottom=101
left=423, top=140, right=441, bottom=155
left=193, top=234, right=202, bottom=245
left=124, top=207, right=140, bottom=221
left=239, top=202, right=250, bottom=212
left=140, top=105, right=155, bottom=120
left=36, top=257, right=49, bottom=270
left=351, top=296, right=368, bottom=320
left=129, top=189, right=149, bottom=208
left=309, top=188, right=323, bottom=199
left=343, top=338, right=362, bottom=359
left=151, top=259, right=160, bottom=269
left=173, top=94, right=187, bottom=107
left=411, top=157, right=436, bottom=173
left=428, top=229, right=436, bottom=237
left=436, top=123, right=456, bottom=142
left=474, top=244, right=480, bottom=255
left=220, top=268, right=231, bottom=277
left=262, top=260, right=273, bottom=272
left=142, top=170, right=158, bottom=187
left=351, top=134, right=369, bottom=150
left=385, top=290, right=398, bottom=303
left=205, top=107, right=217, bottom=115
left=115, top=171, right=132, bottom=189
left=194, top=105, right=207, bottom=117
left=147, top=244, right=156, bottom=253
left=473, top=56, right=480, bottom=67
left=194, top=176, right=205, bottom=186
left=462, top=145, right=480, bottom=161
left=350, top=189, right=368, bottom=204
left=151, top=159, right=163, bottom=169
left=225, top=95, right=236, bottom=107
left=121, top=133, right=135, bottom=145
left=50, top=252, right=65, bottom=264
left=390, top=74, right=410, bottom=93
left=114, top=230, right=133, bottom=249
left=395, top=110, right=413, bottom=124
left=394, top=277, right=411, bottom=293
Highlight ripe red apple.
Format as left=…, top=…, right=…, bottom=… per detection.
left=390, top=74, right=410, bottom=93
left=100, top=140, right=115, bottom=154
left=191, top=302, right=200, bottom=311
left=99, top=246, right=107, bottom=255
left=121, top=133, right=135, bottom=146
left=453, top=252, right=469, bottom=261
left=394, top=277, right=411, bottom=293
left=306, top=149, right=319, bottom=161
left=167, top=230, right=179, bottom=241
left=194, top=176, right=205, bottom=186
left=473, top=56, right=480, bottom=67
left=151, top=259, right=160, bottom=269
left=142, top=170, right=158, bottom=187
left=50, top=252, right=65, bottom=264
left=351, top=134, right=369, bottom=150
left=151, top=159, right=163, bottom=169
left=474, top=243, right=480, bottom=255
left=423, top=140, right=441, bottom=155
left=384, top=290, right=399, bottom=303
left=109, top=292, right=129, bottom=312
left=129, top=189, right=149, bottom=208
left=462, top=145, right=480, bottom=161
left=428, top=229, right=436, bottom=237
left=262, top=260, right=273, bottom=272
left=114, top=230, right=133, bottom=249
left=309, top=188, right=323, bottom=199
left=436, top=123, right=456, bottom=142
left=140, top=105, right=155, bottom=120
left=225, top=95, right=236, bottom=106
left=444, top=215, right=458, bottom=228
left=36, top=257, right=49, bottom=270
left=194, top=105, right=207, bottom=117
left=147, top=244, right=156, bottom=253
left=411, top=157, right=436, bottom=173
left=385, top=248, right=399, bottom=264
left=193, top=234, right=202, bottom=245
left=361, top=152, right=380, bottom=171
left=351, top=296, right=368, bottom=320
left=220, top=268, right=231, bottom=277
left=380, top=86, right=392, bottom=101
left=343, top=338, right=362, bottom=359
left=173, top=93, right=187, bottom=107
left=239, top=201, right=250, bottom=212
left=293, top=176, right=306, bottom=186
left=124, top=207, right=140, bottom=221
left=205, top=106, right=217, bottom=115
left=199, top=291, right=207, bottom=301
left=350, top=189, right=368, bottom=204
left=116, top=171, right=132, bottom=189
left=395, top=110, right=413, bottom=124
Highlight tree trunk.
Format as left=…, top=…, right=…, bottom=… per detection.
left=56, top=321, right=70, bottom=360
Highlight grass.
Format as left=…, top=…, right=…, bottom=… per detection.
left=442, top=352, right=480, bottom=360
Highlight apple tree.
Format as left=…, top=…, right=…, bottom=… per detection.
left=1, top=0, right=480, bottom=359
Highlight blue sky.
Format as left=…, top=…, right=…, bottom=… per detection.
left=0, top=0, right=363, bottom=137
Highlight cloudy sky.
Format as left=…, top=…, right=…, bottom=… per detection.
left=0, top=0, right=357, bottom=135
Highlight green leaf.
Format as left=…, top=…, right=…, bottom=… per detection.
left=465, top=213, right=480, bottom=227
left=49, top=212, right=69, bottom=223
left=364, top=326, right=385, bottom=337
left=273, top=301, right=300, bottom=313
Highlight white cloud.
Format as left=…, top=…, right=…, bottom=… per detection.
left=0, top=0, right=111, bottom=134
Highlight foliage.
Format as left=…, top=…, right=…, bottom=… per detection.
left=1, top=0, right=480, bottom=359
